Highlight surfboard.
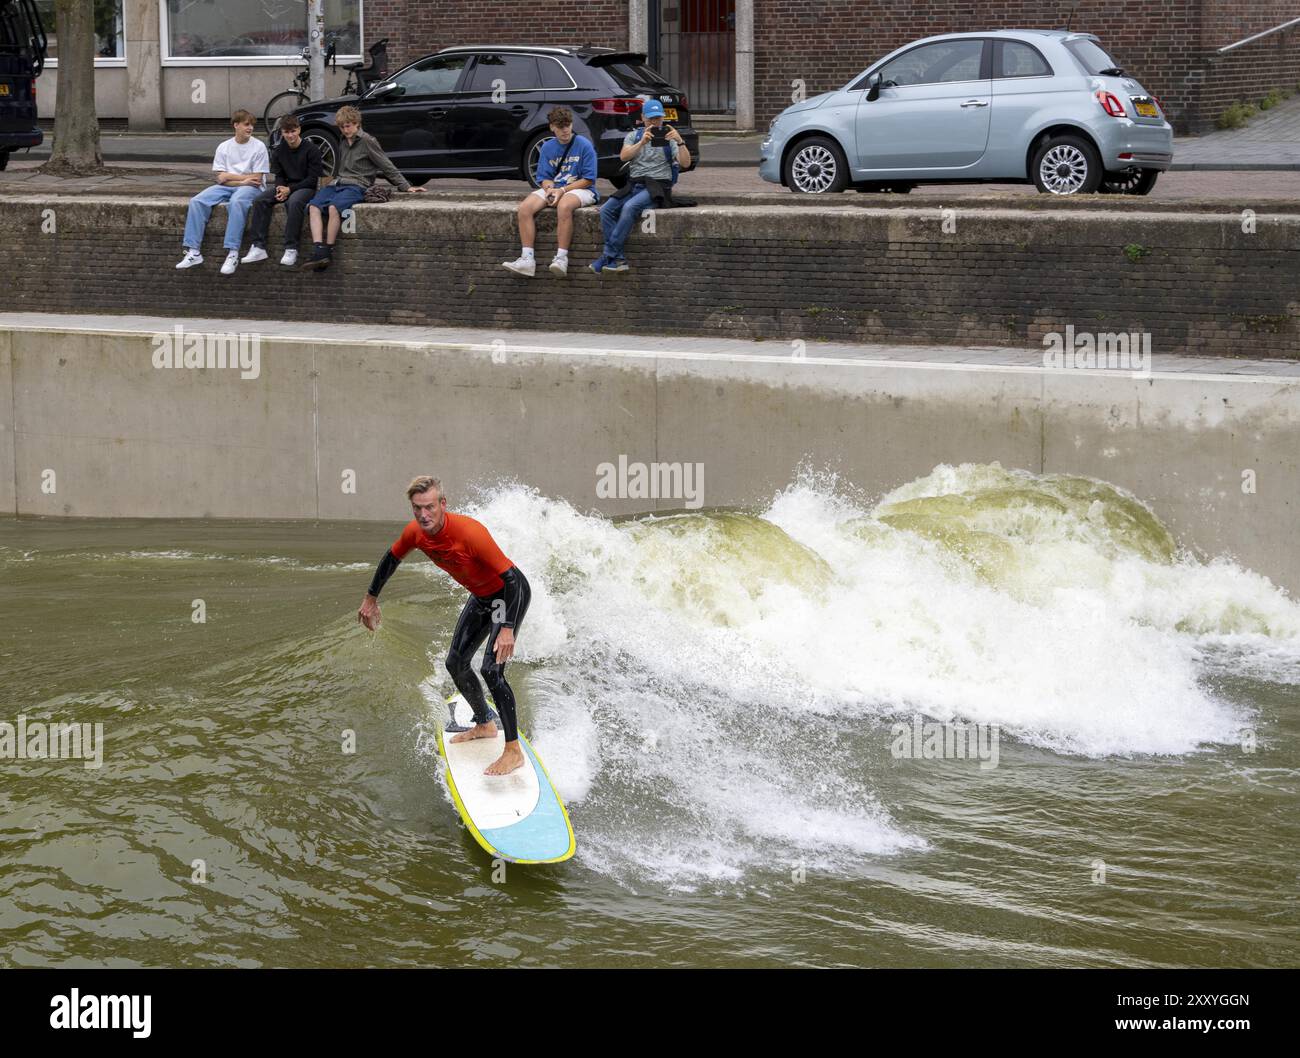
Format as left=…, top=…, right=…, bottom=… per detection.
left=435, top=693, right=576, bottom=864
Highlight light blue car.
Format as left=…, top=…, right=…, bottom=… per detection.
left=760, top=30, right=1173, bottom=195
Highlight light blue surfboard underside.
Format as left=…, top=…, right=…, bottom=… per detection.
left=477, top=739, right=572, bottom=862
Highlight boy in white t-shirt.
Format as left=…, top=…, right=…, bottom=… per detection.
left=176, top=109, right=270, bottom=276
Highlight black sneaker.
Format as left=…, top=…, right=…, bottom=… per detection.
left=300, top=244, right=332, bottom=271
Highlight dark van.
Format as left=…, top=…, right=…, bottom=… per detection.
left=0, top=0, right=47, bottom=170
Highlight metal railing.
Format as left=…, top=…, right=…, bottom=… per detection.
left=1217, top=16, right=1300, bottom=54
left=654, top=0, right=736, bottom=114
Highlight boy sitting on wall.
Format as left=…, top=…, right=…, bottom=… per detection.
left=242, top=116, right=324, bottom=268
left=592, top=99, right=690, bottom=274
left=502, top=106, right=599, bottom=278
left=175, top=109, right=270, bottom=276
left=301, top=105, right=426, bottom=271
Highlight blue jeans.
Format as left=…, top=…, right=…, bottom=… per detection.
left=183, top=183, right=261, bottom=252
left=600, top=186, right=654, bottom=260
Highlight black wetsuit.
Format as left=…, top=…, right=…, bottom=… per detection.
left=443, top=565, right=531, bottom=742
left=368, top=548, right=531, bottom=742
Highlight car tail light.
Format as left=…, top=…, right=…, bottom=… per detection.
left=1096, top=90, right=1126, bottom=117
left=679, top=95, right=689, bottom=110
left=1150, top=95, right=1164, bottom=114
left=592, top=97, right=642, bottom=115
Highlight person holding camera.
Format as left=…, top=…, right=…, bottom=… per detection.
left=591, top=99, right=690, bottom=274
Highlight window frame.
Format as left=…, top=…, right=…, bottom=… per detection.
left=538, top=55, right=578, bottom=91
left=464, top=52, right=545, bottom=94
left=459, top=52, right=580, bottom=94
left=159, top=0, right=364, bottom=67
left=384, top=53, right=472, bottom=98
left=850, top=37, right=993, bottom=92
left=993, top=39, right=1054, bottom=80
left=34, top=0, right=126, bottom=68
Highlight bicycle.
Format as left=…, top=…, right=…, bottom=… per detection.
left=263, top=38, right=390, bottom=142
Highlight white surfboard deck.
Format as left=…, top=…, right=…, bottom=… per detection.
left=435, top=693, right=575, bottom=864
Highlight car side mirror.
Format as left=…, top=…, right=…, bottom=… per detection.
left=866, top=73, right=883, bottom=102
left=370, top=81, right=401, bottom=99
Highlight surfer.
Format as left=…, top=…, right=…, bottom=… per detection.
left=357, top=476, right=532, bottom=776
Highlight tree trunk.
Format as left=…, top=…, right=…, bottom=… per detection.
left=42, top=0, right=104, bottom=175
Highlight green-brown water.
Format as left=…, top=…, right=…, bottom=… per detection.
left=2, top=470, right=1298, bottom=967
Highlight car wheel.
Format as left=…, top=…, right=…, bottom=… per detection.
left=784, top=136, right=849, bottom=194
left=303, top=127, right=340, bottom=179
left=1032, top=134, right=1103, bottom=195
left=523, top=132, right=552, bottom=189
left=1099, top=167, right=1160, bottom=195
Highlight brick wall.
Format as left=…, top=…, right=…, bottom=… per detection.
left=362, top=0, right=1300, bottom=133
left=365, top=0, right=628, bottom=71
left=751, top=0, right=1299, bottom=133
left=0, top=197, right=1295, bottom=357
left=1198, top=1, right=1300, bottom=126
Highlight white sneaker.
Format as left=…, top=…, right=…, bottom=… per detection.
left=175, top=249, right=203, bottom=270
left=241, top=245, right=268, bottom=264
left=220, top=251, right=239, bottom=276
left=502, top=256, right=536, bottom=277
left=549, top=255, right=569, bottom=276
left=280, top=248, right=298, bottom=267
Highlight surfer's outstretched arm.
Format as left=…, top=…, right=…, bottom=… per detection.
left=357, top=549, right=402, bottom=629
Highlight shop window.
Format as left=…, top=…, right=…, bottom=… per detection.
left=164, top=0, right=362, bottom=61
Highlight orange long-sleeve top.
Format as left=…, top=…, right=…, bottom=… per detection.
left=390, top=512, right=514, bottom=597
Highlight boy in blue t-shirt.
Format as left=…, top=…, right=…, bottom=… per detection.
left=503, top=106, right=600, bottom=277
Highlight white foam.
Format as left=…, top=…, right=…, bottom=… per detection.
left=405, top=468, right=1300, bottom=884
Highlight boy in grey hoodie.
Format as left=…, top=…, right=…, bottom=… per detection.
left=302, top=105, right=425, bottom=271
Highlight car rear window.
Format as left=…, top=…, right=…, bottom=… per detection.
left=539, top=55, right=573, bottom=89
left=999, top=41, right=1051, bottom=78
left=1064, top=38, right=1121, bottom=75
left=600, top=62, right=671, bottom=92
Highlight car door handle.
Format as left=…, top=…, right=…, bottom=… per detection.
left=428, top=108, right=447, bottom=119
left=960, top=99, right=989, bottom=108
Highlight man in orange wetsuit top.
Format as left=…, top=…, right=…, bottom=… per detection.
left=357, top=475, right=532, bottom=776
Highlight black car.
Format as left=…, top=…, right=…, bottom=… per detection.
left=287, top=44, right=699, bottom=188
left=0, top=0, right=46, bottom=170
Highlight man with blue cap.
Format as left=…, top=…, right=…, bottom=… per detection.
left=591, top=98, right=691, bottom=273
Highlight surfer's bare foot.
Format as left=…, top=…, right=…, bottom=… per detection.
left=450, top=722, right=497, bottom=744
left=484, top=742, right=525, bottom=776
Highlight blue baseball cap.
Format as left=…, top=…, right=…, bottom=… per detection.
left=641, top=98, right=665, bottom=119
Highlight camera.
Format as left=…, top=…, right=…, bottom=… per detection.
left=650, top=124, right=673, bottom=146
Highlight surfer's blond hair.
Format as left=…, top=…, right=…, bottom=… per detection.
left=406, top=476, right=444, bottom=504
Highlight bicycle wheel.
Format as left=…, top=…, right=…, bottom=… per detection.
left=264, top=90, right=308, bottom=141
